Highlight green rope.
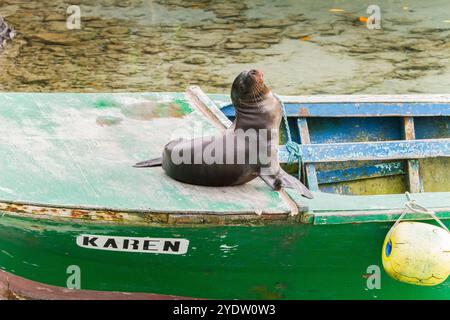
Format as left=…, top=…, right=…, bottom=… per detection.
left=273, top=94, right=303, bottom=166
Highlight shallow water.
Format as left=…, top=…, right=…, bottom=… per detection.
left=0, top=0, right=449, bottom=94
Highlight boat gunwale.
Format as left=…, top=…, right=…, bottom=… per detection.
left=310, top=207, right=450, bottom=225
left=0, top=269, right=198, bottom=300
left=219, top=94, right=450, bottom=104
left=1, top=196, right=449, bottom=227
left=0, top=199, right=302, bottom=227
left=217, top=94, right=450, bottom=119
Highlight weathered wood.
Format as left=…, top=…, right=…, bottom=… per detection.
left=278, top=189, right=299, bottom=217
left=221, top=101, right=450, bottom=117
left=284, top=188, right=450, bottom=224
left=220, top=96, right=449, bottom=188
left=218, top=94, right=450, bottom=106
left=0, top=92, right=292, bottom=216
left=297, top=118, right=319, bottom=191
left=403, top=117, right=423, bottom=193
left=0, top=91, right=447, bottom=226
left=313, top=208, right=450, bottom=225
left=316, top=161, right=405, bottom=184
left=406, top=159, right=422, bottom=192
left=186, top=85, right=232, bottom=132
left=259, top=94, right=450, bottom=103
left=279, top=138, right=450, bottom=163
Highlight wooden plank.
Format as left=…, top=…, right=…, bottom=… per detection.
left=297, top=118, right=319, bottom=191
left=272, top=94, right=450, bottom=104
left=316, top=161, right=405, bottom=184
left=403, top=117, right=423, bottom=193
left=313, top=208, right=450, bottom=225
left=221, top=102, right=450, bottom=118
left=279, top=138, right=450, bottom=163
left=221, top=108, right=450, bottom=142
left=406, top=159, right=422, bottom=192
left=285, top=187, right=450, bottom=224
left=186, top=86, right=232, bottom=132
left=299, top=189, right=450, bottom=211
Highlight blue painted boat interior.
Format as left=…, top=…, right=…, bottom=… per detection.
left=221, top=102, right=450, bottom=196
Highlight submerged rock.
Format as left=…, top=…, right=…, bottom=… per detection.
left=0, top=17, right=15, bottom=49
left=32, top=32, right=79, bottom=46
left=184, top=55, right=208, bottom=65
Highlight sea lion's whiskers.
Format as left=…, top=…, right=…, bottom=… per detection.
left=250, top=87, right=261, bottom=108
left=252, top=83, right=264, bottom=97
left=250, top=86, right=264, bottom=103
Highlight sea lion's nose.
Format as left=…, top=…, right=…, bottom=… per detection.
left=257, top=69, right=264, bottom=77
left=249, top=69, right=263, bottom=78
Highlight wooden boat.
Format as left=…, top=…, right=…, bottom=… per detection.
left=0, top=88, right=448, bottom=300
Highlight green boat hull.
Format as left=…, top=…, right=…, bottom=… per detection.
left=0, top=91, right=448, bottom=299
left=0, top=214, right=448, bottom=300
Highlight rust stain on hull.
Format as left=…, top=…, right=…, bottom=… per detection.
left=0, top=202, right=295, bottom=226
left=1, top=203, right=128, bottom=222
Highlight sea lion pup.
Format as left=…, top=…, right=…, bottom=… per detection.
left=134, top=70, right=313, bottom=199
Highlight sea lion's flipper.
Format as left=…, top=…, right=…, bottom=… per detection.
left=259, top=174, right=281, bottom=189
left=133, top=157, right=163, bottom=168
left=260, top=170, right=313, bottom=199
left=278, top=170, right=314, bottom=199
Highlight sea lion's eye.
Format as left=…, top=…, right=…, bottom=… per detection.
left=239, top=80, right=246, bottom=93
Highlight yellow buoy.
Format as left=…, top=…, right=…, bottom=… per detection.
left=382, top=221, right=450, bottom=286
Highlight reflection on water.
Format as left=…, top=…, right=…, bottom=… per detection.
left=0, top=0, right=449, bottom=94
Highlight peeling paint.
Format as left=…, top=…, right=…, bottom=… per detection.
left=0, top=201, right=298, bottom=227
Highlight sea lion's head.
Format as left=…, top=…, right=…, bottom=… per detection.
left=231, top=69, right=270, bottom=107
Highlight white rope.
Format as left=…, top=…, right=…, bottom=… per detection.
left=387, top=192, right=449, bottom=239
